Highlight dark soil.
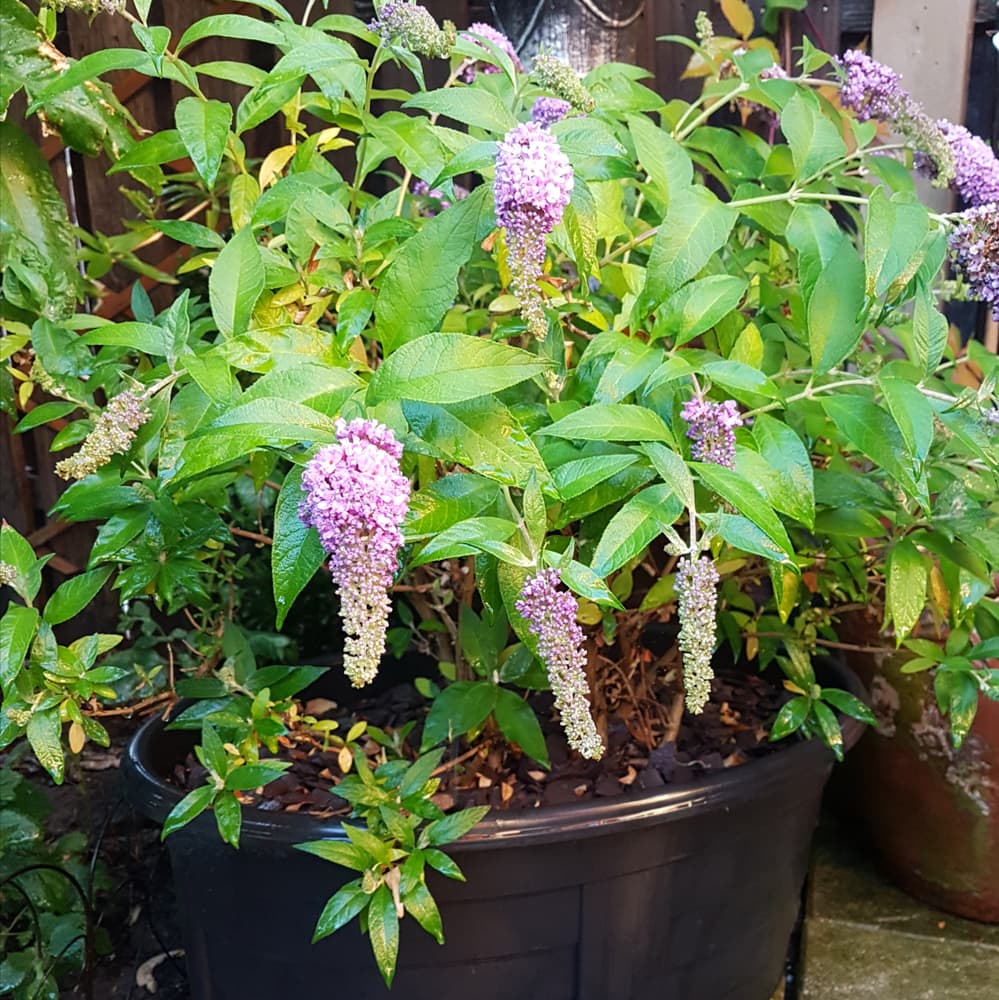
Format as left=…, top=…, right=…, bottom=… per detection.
left=172, top=665, right=790, bottom=818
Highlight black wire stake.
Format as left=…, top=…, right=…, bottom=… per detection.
left=0, top=863, right=95, bottom=1000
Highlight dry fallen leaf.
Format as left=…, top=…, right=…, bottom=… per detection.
left=305, top=698, right=337, bottom=716
left=68, top=722, right=85, bottom=754
left=526, top=770, right=546, bottom=782
left=337, top=745, right=353, bottom=774
left=500, top=781, right=514, bottom=803
left=618, top=766, right=638, bottom=786
left=135, top=950, right=185, bottom=994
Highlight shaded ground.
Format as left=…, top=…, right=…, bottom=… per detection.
left=4, top=716, right=188, bottom=1000
left=800, top=814, right=999, bottom=1000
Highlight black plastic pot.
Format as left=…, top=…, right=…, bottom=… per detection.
left=123, top=661, right=865, bottom=1000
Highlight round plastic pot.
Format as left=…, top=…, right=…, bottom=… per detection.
left=123, top=660, right=865, bottom=1000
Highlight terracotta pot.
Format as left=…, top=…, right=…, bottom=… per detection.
left=843, top=613, right=999, bottom=922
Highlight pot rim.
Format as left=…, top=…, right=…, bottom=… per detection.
left=123, top=659, right=867, bottom=851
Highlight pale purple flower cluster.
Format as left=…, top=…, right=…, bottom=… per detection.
left=459, top=22, right=522, bottom=83
left=949, top=202, right=999, bottom=320
left=675, top=556, right=720, bottom=714
left=370, top=2, right=454, bottom=58
left=494, top=121, right=574, bottom=337
left=931, top=121, right=999, bottom=208
left=412, top=178, right=468, bottom=216
left=516, top=568, right=604, bottom=759
left=300, top=418, right=411, bottom=687
left=681, top=397, right=743, bottom=469
left=531, top=97, right=572, bottom=128
left=744, top=64, right=787, bottom=126
left=837, top=49, right=907, bottom=122
left=55, top=390, right=149, bottom=480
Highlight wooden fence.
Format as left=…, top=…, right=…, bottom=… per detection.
left=2, top=0, right=996, bottom=629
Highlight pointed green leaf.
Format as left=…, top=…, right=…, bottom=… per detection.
left=209, top=227, right=264, bottom=337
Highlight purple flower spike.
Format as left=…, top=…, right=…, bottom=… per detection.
left=675, top=556, right=720, bottom=714
left=516, top=568, right=604, bottom=759
left=681, top=397, right=743, bottom=469
left=949, top=203, right=999, bottom=321
left=460, top=22, right=522, bottom=83
left=531, top=97, right=571, bottom=128
left=933, top=121, right=999, bottom=208
left=300, top=418, right=411, bottom=687
left=837, top=49, right=907, bottom=122
left=370, top=2, right=454, bottom=58
left=494, top=121, right=574, bottom=337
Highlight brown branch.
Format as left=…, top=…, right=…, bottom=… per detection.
left=84, top=691, right=175, bottom=718
left=230, top=526, right=272, bottom=546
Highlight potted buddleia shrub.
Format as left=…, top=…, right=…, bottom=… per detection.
left=2, top=1, right=997, bottom=996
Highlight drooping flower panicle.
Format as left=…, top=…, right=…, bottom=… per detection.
left=370, top=2, right=455, bottom=59
left=836, top=50, right=954, bottom=185
left=531, top=96, right=572, bottom=128
left=949, top=202, right=999, bottom=321
left=837, top=49, right=906, bottom=122
left=930, top=121, right=999, bottom=208
left=516, top=569, right=604, bottom=760
left=530, top=52, right=595, bottom=113
left=459, top=22, right=522, bottom=83
left=494, top=121, right=574, bottom=338
left=675, top=556, right=720, bottom=714
left=681, top=397, right=743, bottom=469
left=300, top=419, right=411, bottom=688
left=55, top=390, right=150, bottom=480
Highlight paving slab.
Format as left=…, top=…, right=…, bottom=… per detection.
left=800, top=817, right=999, bottom=999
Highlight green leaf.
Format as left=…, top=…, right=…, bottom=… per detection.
left=404, top=88, right=517, bottom=133
left=368, top=884, right=400, bottom=988
left=151, top=219, right=226, bottom=249
left=175, top=97, right=232, bottom=188
left=410, top=516, right=525, bottom=568
left=295, top=839, right=371, bottom=871
left=820, top=396, right=922, bottom=501
left=780, top=90, right=846, bottom=179
left=76, top=321, right=168, bottom=355
left=209, top=227, right=264, bottom=337
left=421, top=805, right=490, bottom=847
left=176, top=14, right=286, bottom=53
left=14, top=401, right=79, bottom=432
left=786, top=204, right=865, bottom=372
left=376, top=186, right=492, bottom=354
left=886, top=538, right=928, bottom=643
left=626, top=114, right=692, bottom=203
left=655, top=275, right=747, bottom=346
left=399, top=748, right=445, bottom=799
left=272, top=467, right=326, bottom=629
left=420, top=681, right=498, bottom=751
left=493, top=688, right=549, bottom=765
left=748, top=414, right=814, bottom=528
left=641, top=442, right=694, bottom=508
left=700, top=359, right=781, bottom=405
left=770, top=696, right=809, bottom=741
left=811, top=700, right=844, bottom=760
left=821, top=688, right=876, bottom=726
left=311, top=882, right=369, bottom=942
left=548, top=555, right=624, bottom=610
left=343, top=822, right=393, bottom=866
left=877, top=376, right=934, bottom=467
left=911, top=284, right=948, bottom=377
left=26, top=708, right=64, bottom=783
left=643, top=186, right=737, bottom=301
left=224, top=762, right=291, bottom=791
left=213, top=792, right=241, bottom=848
left=368, top=333, right=550, bottom=405
left=0, top=605, right=39, bottom=693
left=552, top=454, right=638, bottom=501
left=405, top=475, right=500, bottom=539
left=539, top=403, right=675, bottom=445
left=864, top=189, right=930, bottom=299
left=0, top=121, right=80, bottom=320
left=423, top=847, right=466, bottom=881
left=591, top=484, right=684, bottom=577
left=402, top=879, right=445, bottom=944
left=43, top=567, right=113, bottom=627
left=403, top=399, right=549, bottom=488
left=693, top=462, right=794, bottom=558
left=27, top=48, right=155, bottom=112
